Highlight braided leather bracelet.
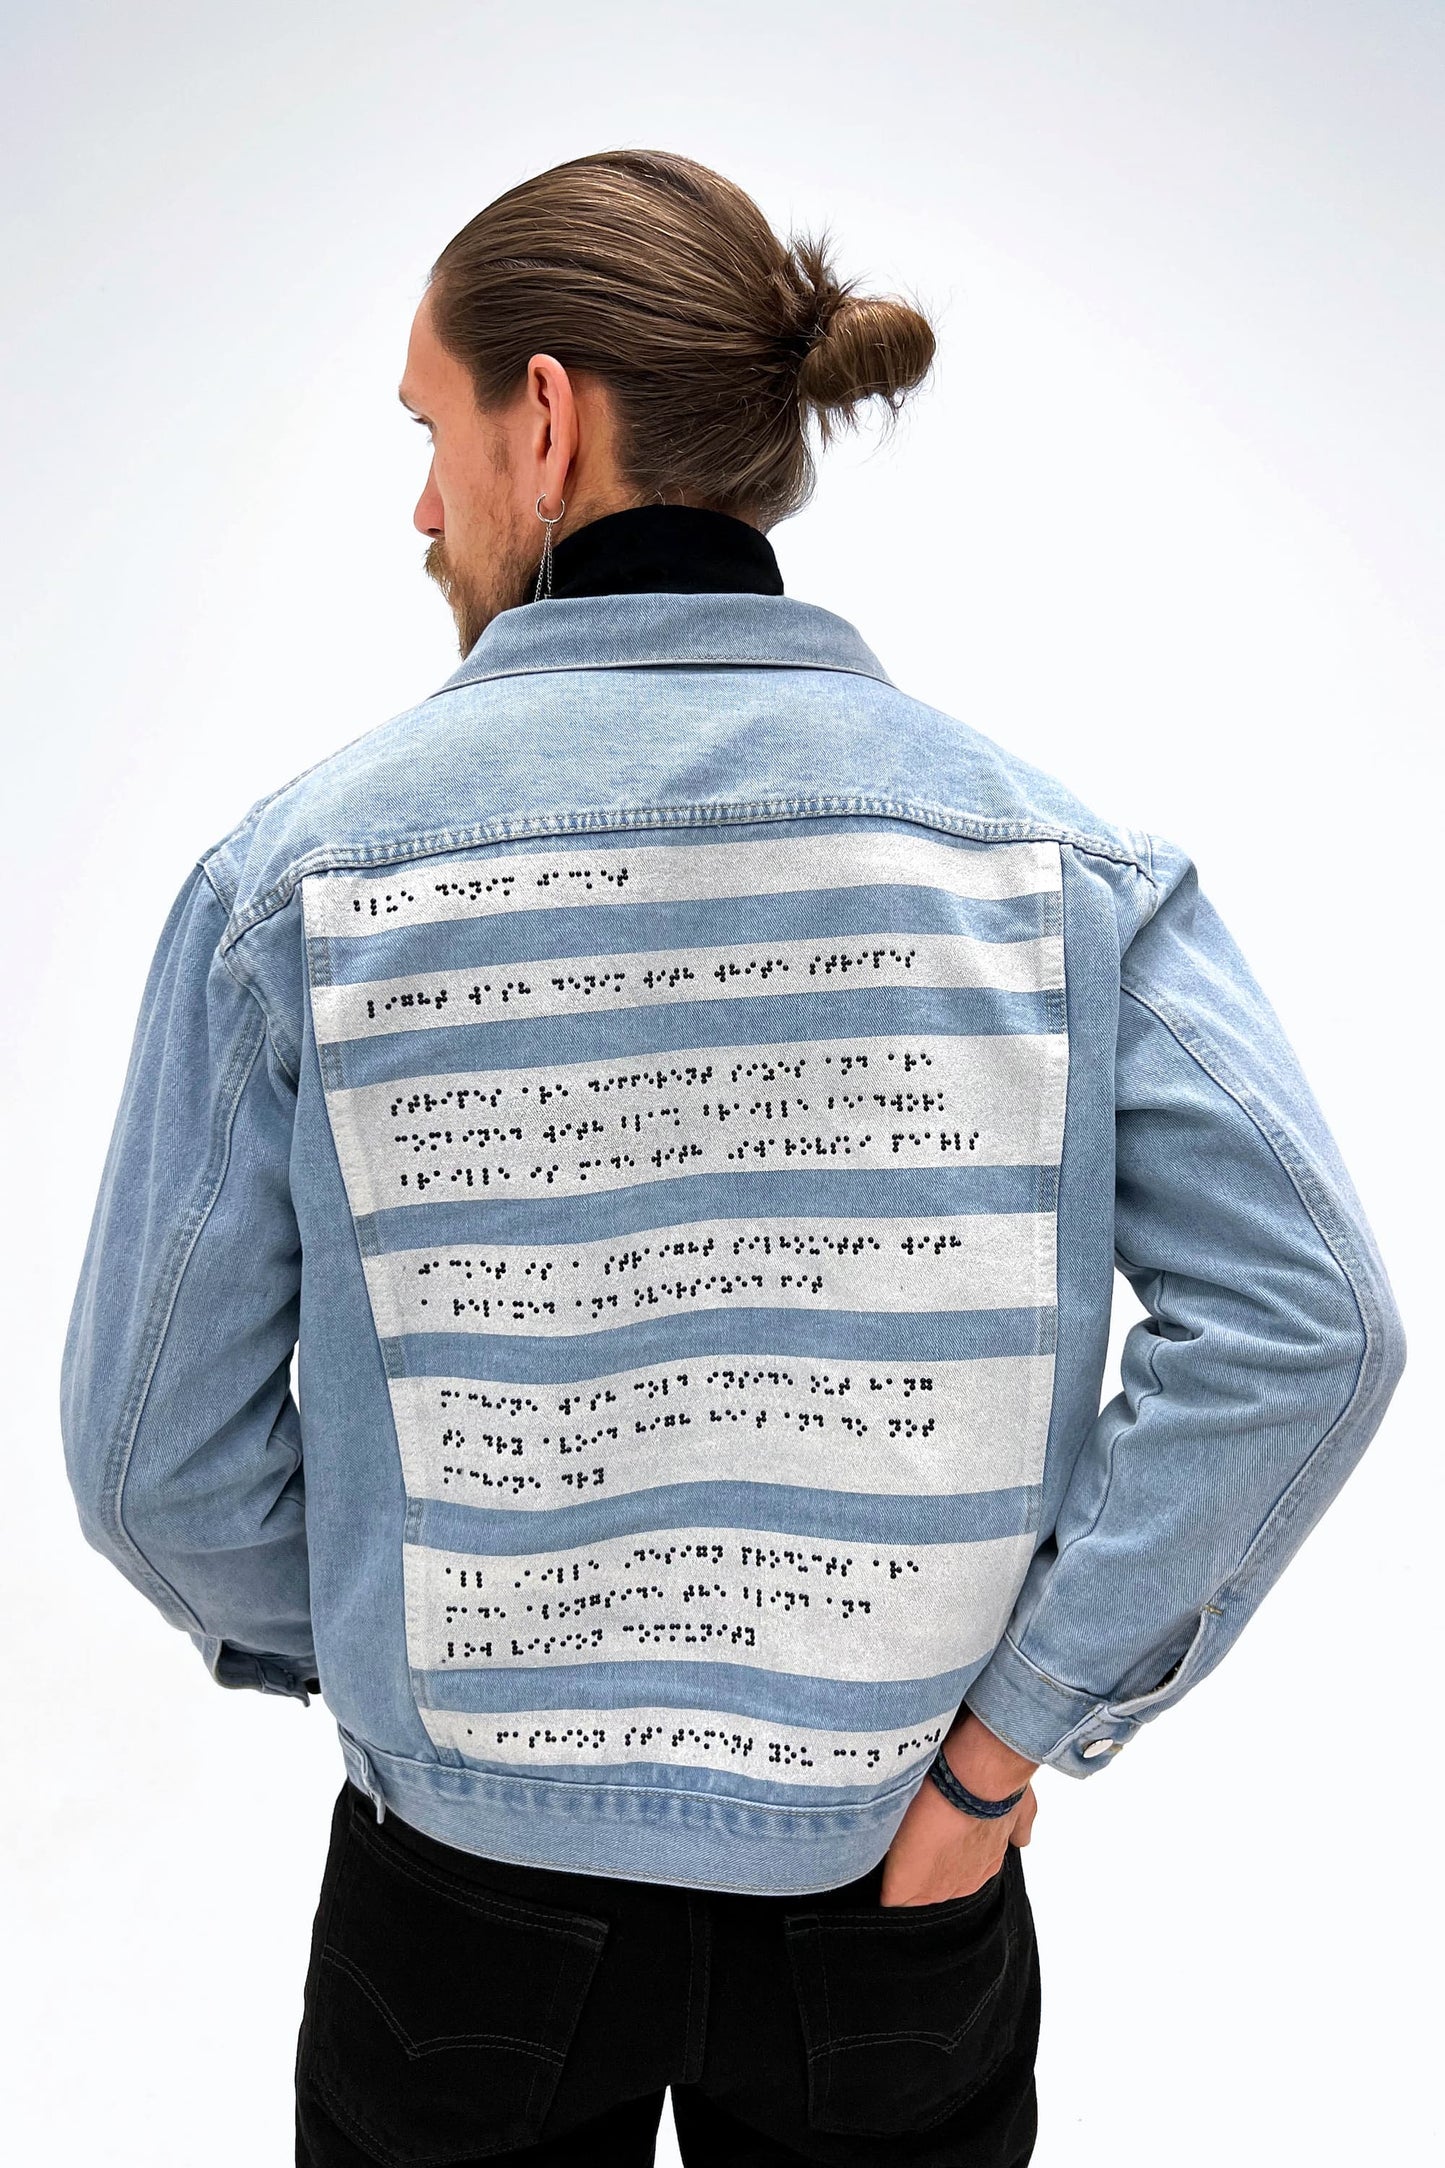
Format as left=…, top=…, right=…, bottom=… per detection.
left=927, top=1746, right=1028, bottom=1820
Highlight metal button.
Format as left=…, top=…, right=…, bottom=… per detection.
left=1081, top=1738, right=1119, bottom=1758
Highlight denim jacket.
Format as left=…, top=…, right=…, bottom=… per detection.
left=60, top=590, right=1406, bottom=1894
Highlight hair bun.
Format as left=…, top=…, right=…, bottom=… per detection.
left=432, top=151, right=936, bottom=527
left=785, top=233, right=935, bottom=436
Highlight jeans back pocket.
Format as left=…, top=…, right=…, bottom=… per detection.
left=304, top=1815, right=610, bottom=2165
left=783, top=1848, right=1027, bottom=2137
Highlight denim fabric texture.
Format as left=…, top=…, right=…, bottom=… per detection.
left=294, top=1780, right=1040, bottom=2166
left=60, top=585, right=1407, bottom=1895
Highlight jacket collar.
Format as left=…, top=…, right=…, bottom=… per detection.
left=430, top=590, right=894, bottom=697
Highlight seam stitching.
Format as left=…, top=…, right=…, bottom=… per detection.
left=106, top=1010, right=270, bottom=1635
left=433, top=654, right=894, bottom=697
left=1009, top=962, right=1390, bottom=1714
left=299, top=875, right=437, bottom=1762
left=1108, top=982, right=1375, bottom=1612
left=991, top=1629, right=1103, bottom=1707
left=221, top=807, right=1151, bottom=946
left=1039, top=1269, right=1168, bottom=1601
left=216, top=932, right=301, bottom=1090
left=204, top=856, right=302, bottom=1086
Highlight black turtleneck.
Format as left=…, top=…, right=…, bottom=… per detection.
left=538, top=504, right=784, bottom=602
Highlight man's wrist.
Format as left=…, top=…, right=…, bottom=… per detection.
left=941, top=1711, right=1039, bottom=1801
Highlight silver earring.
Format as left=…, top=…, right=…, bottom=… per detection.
left=532, top=492, right=566, bottom=601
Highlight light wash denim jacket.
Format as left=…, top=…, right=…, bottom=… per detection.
left=60, top=592, right=1405, bottom=1894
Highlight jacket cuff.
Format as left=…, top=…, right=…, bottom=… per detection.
left=192, top=1632, right=318, bottom=1704
left=964, top=1635, right=1138, bottom=1777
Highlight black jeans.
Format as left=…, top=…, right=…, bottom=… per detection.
left=295, top=1781, right=1040, bottom=2167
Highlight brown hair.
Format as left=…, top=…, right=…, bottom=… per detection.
left=427, top=149, right=936, bottom=530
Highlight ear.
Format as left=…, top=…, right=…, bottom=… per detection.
left=524, top=354, right=580, bottom=509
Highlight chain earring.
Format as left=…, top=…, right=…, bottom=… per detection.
left=532, top=492, right=567, bottom=602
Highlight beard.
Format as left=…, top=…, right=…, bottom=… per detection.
left=424, top=532, right=535, bottom=657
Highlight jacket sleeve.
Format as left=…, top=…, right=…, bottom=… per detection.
left=964, top=839, right=1406, bottom=1775
left=60, top=861, right=316, bottom=1700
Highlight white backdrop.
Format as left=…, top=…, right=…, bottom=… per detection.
left=3, top=3, right=1440, bottom=2161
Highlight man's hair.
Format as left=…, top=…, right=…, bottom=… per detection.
left=427, top=149, right=936, bottom=529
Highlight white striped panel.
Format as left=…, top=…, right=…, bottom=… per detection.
left=309, top=931, right=1062, bottom=1045
left=420, top=1702, right=954, bottom=1784
left=365, top=1214, right=1055, bottom=1340
left=405, top=1526, right=1036, bottom=1678
left=389, top=1355, right=1055, bottom=1509
left=327, top=1032, right=1068, bottom=1217
left=308, top=833, right=1063, bottom=936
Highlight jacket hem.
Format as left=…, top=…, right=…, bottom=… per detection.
left=334, top=1728, right=923, bottom=1896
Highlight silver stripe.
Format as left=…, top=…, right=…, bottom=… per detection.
left=365, top=1213, right=1056, bottom=1339
left=388, top=1355, right=1055, bottom=1508
left=326, top=1031, right=1068, bottom=1216
left=420, top=1702, right=953, bottom=1783
left=309, top=932, right=1063, bottom=1045
left=307, top=834, right=1064, bottom=936
left=405, top=1526, right=1036, bottom=1678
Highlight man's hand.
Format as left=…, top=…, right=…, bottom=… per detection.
left=879, top=1713, right=1039, bottom=1907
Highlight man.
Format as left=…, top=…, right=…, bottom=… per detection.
left=62, top=150, right=1405, bottom=2167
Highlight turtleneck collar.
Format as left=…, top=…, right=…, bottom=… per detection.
left=537, top=504, right=784, bottom=602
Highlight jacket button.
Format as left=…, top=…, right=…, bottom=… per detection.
left=1081, top=1738, right=1120, bottom=1758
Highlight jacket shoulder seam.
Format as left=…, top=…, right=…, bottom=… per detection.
left=217, top=935, right=301, bottom=1091
left=200, top=859, right=299, bottom=1087
left=198, top=853, right=235, bottom=916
